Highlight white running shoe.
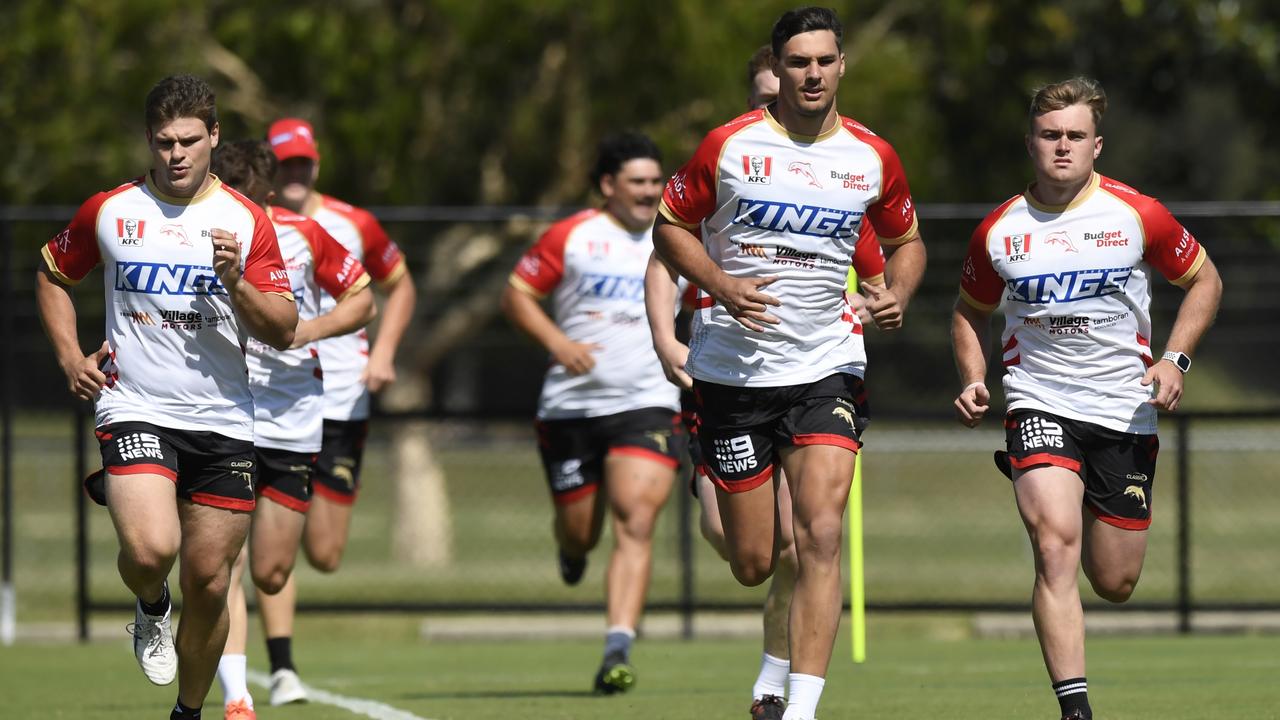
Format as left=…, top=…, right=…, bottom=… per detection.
left=128, top=600, right=177, bottom=685
left=269, top=668, right=308, bottom=706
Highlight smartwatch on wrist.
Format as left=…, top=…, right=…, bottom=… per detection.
left=1161, top=350, right=1191, bottom=373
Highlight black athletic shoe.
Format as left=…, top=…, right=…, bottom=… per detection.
left=593, top=659, right=636, bottom=695
left=84, top=469, right=108, bottom=507
left=558, top=550, right=586, bottom=586
left=1061, top=710, right=1090, bottom=720
left=994, top=450, right=1013, bottom=479
left=749, top=694, right=786, bottom=720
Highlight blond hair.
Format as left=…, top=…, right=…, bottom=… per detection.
left=1029, top=77, right=1107, bottom=131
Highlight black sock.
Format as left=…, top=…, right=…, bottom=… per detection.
left=170, top=699, right=201, bottom=719
left=139, top=581, right=170, bottom=617
left=1053, top=677, right=1091, bottom=719
left=267, top=636, right=295, bottom=673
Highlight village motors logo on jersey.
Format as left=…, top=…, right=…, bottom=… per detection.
left=735, top=199, right=863, bottom=239
left=115, top=261, right=227, bottom=296
left=1005, top=266, right=1132, bottom=304
left=1004, top=234, right=1031, bottom=263
left=743, top=155, right=772, bottom=184
left=116, top=218, right=146, bottom=246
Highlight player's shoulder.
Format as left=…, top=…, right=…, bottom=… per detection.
left=215, top=181, right=271, bottom=223
left=699, top=109, right=768, bottom=148
left=1096, top=174, right=1167, bottom=212
left=82, top=176, right=145, bottom=211
left=544, top=208, right=601, bottom=239
left=975, top=193, right=1026, bottom=240
left=838, top=115, right=900, bottom=155
left=269, top=205, right=318, bottom=229
left=319, top=193, right=374, bottom=221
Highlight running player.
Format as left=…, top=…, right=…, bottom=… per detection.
left=255, top=117, right=416, bottom=704
left=500, top=131, right=684, bottom=694
left=952, top=77, right=1221, bottom=720
left=653, top=9, right=926, bottom=720
left=209, top=140, right=375, bottom=719
left=36, top=75, right=297, bottom=720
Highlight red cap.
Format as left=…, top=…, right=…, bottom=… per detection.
left=268, top=118, right=320, bottom=161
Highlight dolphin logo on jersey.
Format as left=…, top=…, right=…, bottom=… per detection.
left=831, top=406, right=855, bottom=429
left=160, top=223, right=192, bottom=247
left=1044, top=231, right=1078, bottom=253
left=1124, top=485, right=1148, bottom=510
left=788, top=161, right=823, bottom=188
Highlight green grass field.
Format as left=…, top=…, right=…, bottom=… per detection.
left=2, top=615, right=1278, bottom=719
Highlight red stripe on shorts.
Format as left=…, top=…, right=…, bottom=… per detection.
left=1008, top=452, right=1082, bottom=473
left=552, top=482, right=598, bottom=506
left=188, top=492, right=255, bottom=512
left=260, top=485, right=311, bottom=514
left=1087, top=502, right=1151, bottom=531
left=311, top=482, right=358, bottom=506
left=791, top=433, right=861, bottom=453
left=707, top=463, right=773, bottom=494
left=107, top=464, right=177, bottom=482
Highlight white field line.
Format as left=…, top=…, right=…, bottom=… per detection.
left=247, top=669, right=435, bottom=720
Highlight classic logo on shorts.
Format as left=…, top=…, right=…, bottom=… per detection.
left=1123, top=485, right=1148, bottom=510
left=713, top=436, right=757, bottom=474
left=1019, top=416, right=1064, bottom=449
left=117, top=432, right=163, bottom=461
left=117, top=218, right=146, bottom=247
left=1004, top=234, right=1031, bottom=264
left=743, top=155, right=772, bottom=184
left=550, top=458, right=585, bottom=492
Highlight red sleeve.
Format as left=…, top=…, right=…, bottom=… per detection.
left=659, top=112, right=758, bottom=228
left=41, top=190, right=119, bottom=284
left=850, top=221, right=885, bottom=285
left=306, top=221, right=371, bottom=300
left=844, top=120, right=918, bottom=244
left=1136, top=200, right=1204, bottom=285
left=240, top=206, right=293, bottom=297
left=959, top=197, right=1018, bottom=310
left=349, top=208, right=405, bottom=284
left=511, top=211, right=593, bottom=298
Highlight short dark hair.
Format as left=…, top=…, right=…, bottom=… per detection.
left=746, top=45, right=774, bottom=89
left=144, top=74, right=217, bottom=134
left=771, top=6, right=843, bottom=59
left=211, top=140, right=278, bottom=204
left=590, top=131, right=661, bottom=187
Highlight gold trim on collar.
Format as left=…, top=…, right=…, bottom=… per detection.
left=762, top=106, right=841, bottom=144
left=145, top=171, right=222, bottom=205
left=1024, top=172, right=1100, bottom=213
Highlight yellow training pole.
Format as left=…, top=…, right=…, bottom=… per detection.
left=849, top=450, right=866, bottom=663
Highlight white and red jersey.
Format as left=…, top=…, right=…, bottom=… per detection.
left=309, top=194, right=406, bottom=422
left=960, top=173, right=1207, bottom=434
left=248, top=208, right=371, bottom=452
left=510, top=209, right=680, bottom=420
left=658, top=108, right=911, bottom=387
left=41, top=174, right=293, bottom=441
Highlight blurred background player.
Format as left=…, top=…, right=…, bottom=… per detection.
left=210, top=140, right=375, bottom=719
left=654, top=8, right=926, bottom=720
left=952, top=77, right=1222, bottom=720
left=500, top=131, right=685, bottom=694
left=36, top=75, right=297, bottom=720
left=255, top=117, right=416, bottom=704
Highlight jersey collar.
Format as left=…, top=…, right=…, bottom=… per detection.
left=762, top=106, right=842, bottom=144
left=145, top=171, right=222, bottom=206
left=1024, top=172, right=1100, bottom=213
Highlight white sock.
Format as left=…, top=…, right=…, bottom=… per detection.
left=752, top=652, right=790, bottom=700
left=217, top=654, right=252, bottom=707
left=781, top=673, right=825, bottom=720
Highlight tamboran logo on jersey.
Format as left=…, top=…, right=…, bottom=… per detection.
left=115, top=261, right=227, bottom=296
left=743, top=155, right=772, bottom=184
left=1004, top=234, right=1031, bottom=263
left=734, top=199, right=863, bottom=239
left=117, top=218, right=146, bottom=246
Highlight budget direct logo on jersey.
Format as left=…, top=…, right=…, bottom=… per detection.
left=742, top=155, right=772, bottom=185
left=115, top=261, right=227, bottom=296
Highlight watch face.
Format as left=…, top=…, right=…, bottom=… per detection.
left=1176, top=354, right=1191, bottom=372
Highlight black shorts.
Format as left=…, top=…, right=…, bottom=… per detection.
left=535, top=407, right=685, bottom=505
left=312, top=419, right=368, bottom=505
left=96, top=421, right=256, bottom=511
left=692, top=373, right=870, bottom=494
left=1003, top=409, right=1159, bottom=530
left=257, top=447, right=315, bottom=513
left=679, top=391, right=707, bottom=497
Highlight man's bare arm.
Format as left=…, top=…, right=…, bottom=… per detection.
left=951, top=298, right=993, bottom=427
left=365, top=271, right=416, bottom=392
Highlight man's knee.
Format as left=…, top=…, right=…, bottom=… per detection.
left=179, top=563, right=231, bottom=606
left=251, top=562, right=294, bottom=595
left=120, top=542, right=179, bottom=579
left=1085, top=568, right=1139, bottom=603
left=793, top=514, right=843, bottom=561
left=729, top=549, right=775, bottom=587
left=304, top=542, right=343, bottom=573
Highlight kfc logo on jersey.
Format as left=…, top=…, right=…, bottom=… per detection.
left=788, top=161, right=822, bottom=188
left=1004, top=234, right=1031, bottom=264
left=116, top=218, right=146, bottom=246
left=1044, top=231, right=1078, bottom=253
left=159, top=223, right=192, bottom=247
left=587, top=240, right=611, bottom=260
left=743, top=155, right=773, bottom=184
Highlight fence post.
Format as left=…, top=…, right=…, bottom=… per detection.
left=0, top=218, right=14, bottom=646
left=678, top=469, right=694, bottom=640
left=75, top=404, right=89, bottom=642
left=1176, top=415, right=1191, bottom=634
